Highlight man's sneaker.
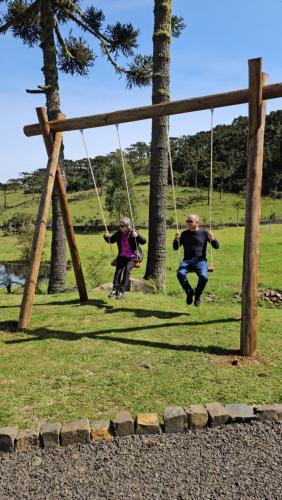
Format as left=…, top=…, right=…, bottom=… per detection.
left=186, top=289, right=194, bottom=305
left=194, top=295, right=201, bottom=307
left=116, top=290, right=124, bottom=300
left=108, top=289, right=117, bottom=298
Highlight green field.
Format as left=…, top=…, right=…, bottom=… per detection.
left=0, top=225, right=281, bottom=429
left=1, top=179, right=282, bottom=227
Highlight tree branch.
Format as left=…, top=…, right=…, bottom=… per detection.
left=26, top=85, right=50, bottom=94
left=54, top=16, right=74, bottom=59
left=26, top=89, right=46, bottom=94
left=0, top=21, right=12, bottom=35
left=66, top=11, right=124, bottom=74
left=66, top=5, right=110, bottom=43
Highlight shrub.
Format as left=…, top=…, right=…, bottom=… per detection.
left=269, top=190, right=282, bottom=199
left=166, top=216, right=175, bottom=227
left=269, top=212, right=278, bottom=222
left=85, top=253, right=110, bottom=288
left=16, top=223, right=35, bottom=262
left=4, top=213, right=34, bottom=233
left=16, top=223, right=46, bottom=263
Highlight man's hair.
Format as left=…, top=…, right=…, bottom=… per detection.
left=120, top=217, right=132, bottom=229
left=188, top=214, right=200, bottom=223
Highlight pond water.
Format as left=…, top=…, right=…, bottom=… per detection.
left=0, top=262, right=49, bottom=288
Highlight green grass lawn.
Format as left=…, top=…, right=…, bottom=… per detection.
left=0, top=225, right=281, bottom=428
left=1, top=179, right=282, bottom=226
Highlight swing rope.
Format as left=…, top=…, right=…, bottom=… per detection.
left=166, top=117, right=181, bottom=263
left=115, top=124, right=141, bottom=263
left=167, top=110, right=215, bottom=270
left=79, top=129, right=113, bottom=256
left=209, top=109, right=214, bottom=270
left=115, top=124, right=136, bottom=231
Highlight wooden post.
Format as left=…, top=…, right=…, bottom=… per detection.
left=36, top=107, right=88, bottom=303
left=240, top=58, right=268, bottom=356
left=18, top=131, right=63, bottom=329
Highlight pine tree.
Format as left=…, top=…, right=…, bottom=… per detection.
left=144, top=1, right=185, bottom=288
left=0, top=0, right=150, bottom=292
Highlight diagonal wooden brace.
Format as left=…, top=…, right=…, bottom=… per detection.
left=18, top=130, right=64, bottom=329
left=18, top=108, right=88, bottom=330
left=36, top=107, right=88, bottom=305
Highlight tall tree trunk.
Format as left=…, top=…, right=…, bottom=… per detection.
left=144, top=0, right=171, bottom=289
left=40, top=0, right=66, bottom=293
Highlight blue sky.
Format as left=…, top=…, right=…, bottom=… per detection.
left=1, top=0, right=282, bottom=182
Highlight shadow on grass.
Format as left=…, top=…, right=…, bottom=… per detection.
left=0, top=298, right=193, bottom=320
left=0, top=318, right=240, bottom=356
left=0, top=298, right=105, bottom=309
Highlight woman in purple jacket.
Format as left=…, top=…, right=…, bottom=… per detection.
left=104, top=217, right=146, bottom=299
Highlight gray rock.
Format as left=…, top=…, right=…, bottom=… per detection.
left=206, top=402, right=229, bottom=427
left=113, top=411, right=134, bottom=437
left=185, top=404, right=209, bottom=429
left=254, top=405, right=279, bottom=422
left=135, top=413, right=160, bottom=435
left=225, top=404, right=256, bottom=422
left=274, top=404, right=282, bottom=420
left=0, top=427, right=18, bottom=453
left=90, top=420, right=113, bottom=441
left=61, top=419, right=90, bottom=446
left=164, top=406, right=187, bottom=433
left=40, top=422, right=61, bottom=449
left=15, top=429, right=39, bottom=451
left=129, top=278, right=157, bottom=294
left=95, top=278, right=156, bottom=294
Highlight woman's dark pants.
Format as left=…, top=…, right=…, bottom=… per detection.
left=113, top=256, right=136, bottom=292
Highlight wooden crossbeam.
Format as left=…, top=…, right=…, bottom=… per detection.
left=24, top=82, right=282, bottom=137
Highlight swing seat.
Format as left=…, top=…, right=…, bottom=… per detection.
left=208, top=265, right=214, bottom=273
left=111, top=258, right=142, bottom=268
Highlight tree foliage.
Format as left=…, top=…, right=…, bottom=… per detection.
left=7, top=110, right=282, bottom=198
left=0, top=0, right=148, bottom=83
left=169, top=111, right=282, bottom=196
left=0, top=0, right=153, bottom=292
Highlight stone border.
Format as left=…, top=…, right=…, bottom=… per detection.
left=0, top=402, right=281, bottom=453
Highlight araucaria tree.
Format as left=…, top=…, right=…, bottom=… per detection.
left=144, top=0, right=184, bottom=288
left=0, top=0, right=149, bottom=292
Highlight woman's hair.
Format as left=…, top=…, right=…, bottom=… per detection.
left=120, top=217, right=132, bottom=229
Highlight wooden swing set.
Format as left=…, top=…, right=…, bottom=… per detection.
left=18, top=58, right=282, bottom=357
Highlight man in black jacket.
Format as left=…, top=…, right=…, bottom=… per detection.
left=173, top=214, right=219, bottom=307
left=104, top=217, right=146, bottom=299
